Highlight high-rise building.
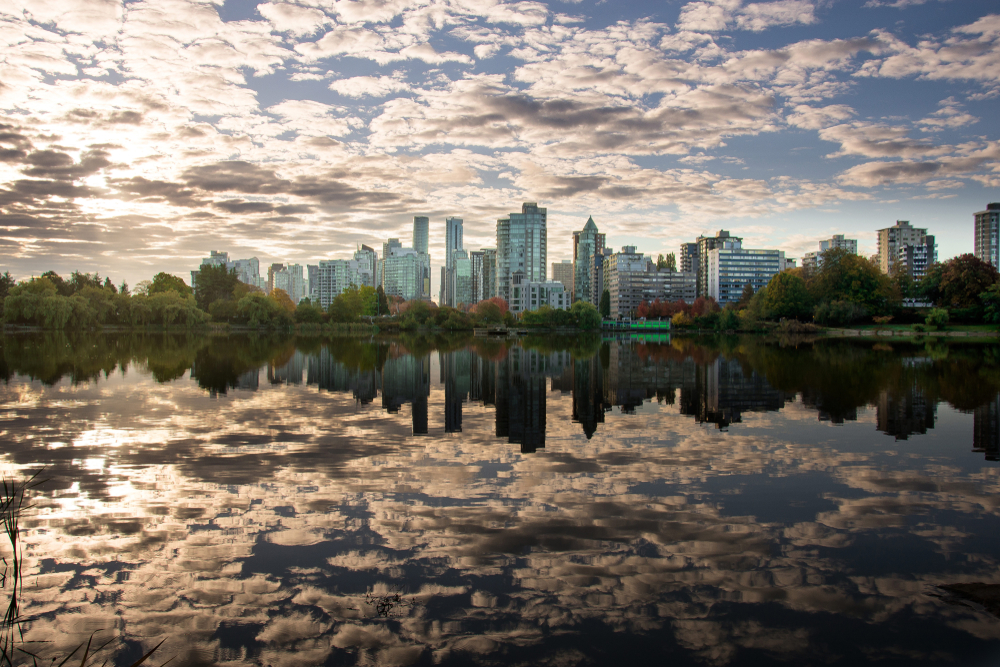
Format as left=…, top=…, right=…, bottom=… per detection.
left=274, top=263, right=308, bottom=303
left=315, top=259, right=364, bottom=309
left=381, top=240, right=423, bottom=301
left=480, top=248, right=497, bottom=301
left=307, top=264, right=319, bottom=301
left=497, top=203, right=547, bottom=304
left=697, top=231, right=742, bottom=298
left=706, top=238, right=787, bottom=306
left=451, top=249, right=473, bottom=309
left=354, top=244, right=379, bottom=288
left=412, top=216, right=431, bottom=299
left=267, top=263, right=285, bottom=294
left=552, top=260, right=574, bottom=293
left=470, top=250, right=485, bottom=304
left=877, top=220, right=936, bottom=279
left=572, top=216, right=605, bottom=304
left=974, top=203, right=1000, bottom=269
left=602, top=246, right=696, bottom=319
left=680, top=243, right=698, bottom=274
left=443, top=217, right=464, bottom=306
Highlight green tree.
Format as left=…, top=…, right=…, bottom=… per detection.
left=657, top=253, right=676, bottom=271
left=375, top=285, right=389, bottom=316
left=807, top=249, right=894, bottom=314
left=982, top=283, right=1000, bottom=325
left=571, top=300, right=602, bottom=330
left=194, top=264, right=240, bottom=311
left=149, top=272, right=193, bottom=297
left=599, top=289, right=610, bottom=319
left=328, top=286, right=367, bottom=323
left=761, top=271, right=813, bottom=320
left=926, top=253, right=999, bottom=309
left=737, top=281, right=755, bottom=308
left=926, top=308, right=949, bottom=330
left=70, top=271, right=103, bottom=293
left=358, top=285, right=377, bottom=317
left=0, top=271, right=14, bottom=318
left=295, top=301, right=324, bottom=324
left=269, top=288, right=296, bottom=314
left=40, top=271, right=73, bottom=296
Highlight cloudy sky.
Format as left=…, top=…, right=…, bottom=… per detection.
left=1, top=0, right=998, bottom=293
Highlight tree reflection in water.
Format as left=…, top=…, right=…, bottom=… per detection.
left=0, top=332, right=998, bottom=666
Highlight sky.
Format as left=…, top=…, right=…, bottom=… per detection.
left=1, top=0, right=999, bottom=296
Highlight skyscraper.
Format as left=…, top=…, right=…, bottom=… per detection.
left=877, top=220, right=936, bottom=279
left=974, top=203, right=1000, bottom=269
left=443, top=217, right=464, bottom=306
left=696, top=231, right=742, bottom=298
left=572, top=216, right=604, bottom=304
left=551, top=260, right=574, bottom=293
left=413, top=216, right=430, bottom=299
left=496, top=203, right=547, bottom=304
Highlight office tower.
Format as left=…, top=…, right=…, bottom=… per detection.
left=450, top=250, right=473, bottom=309
left=354, top=244, right=379, bottom=287
left=696, top=231, right=742, bottom=298
left=706, top=238, right=786, bottom=306
left=551, top=260, right=574, bottom=293
left=680, top=242, right=698, bottom=274
left=975, top=203, right=1000, bottom=269
left=381, top=240, right=423, bottom=301
left=480, top=248, right=497, bottom=300
left=314, top=259, right=364, bottom=309
left=496, top=202, right=547, bottom=304
left=470, top=250, right=485, bottom=304
left=412, top=216, right=430, bottom=299
left=572, top=216, right=605, bottom=304
left=443, top=217, right=464, bottom=306
left=877, top=220, right=937, bottom=279
left=593, top=247, right=613, bottom=305
left=307, top=264, right=319, bottom=300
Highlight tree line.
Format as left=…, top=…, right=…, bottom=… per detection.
left=614, top=249, right=1000, bottom=330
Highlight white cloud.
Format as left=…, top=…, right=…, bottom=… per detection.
left=329, top=74, right=411, bottom=97
left=676, top=0, right=817, bottom=33
left=786, top=104, right=855, bottom=130
left=258, top=2, right=329, bottom=36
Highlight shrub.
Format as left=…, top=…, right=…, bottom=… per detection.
left=926, top=308, right=949, bottom=330
left=813, top=300, right=867, bottom=326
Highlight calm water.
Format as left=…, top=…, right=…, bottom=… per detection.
left=1, top=332, right=999, bottom=666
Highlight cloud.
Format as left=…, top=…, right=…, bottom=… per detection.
left=786, top=104, right=855, bottom=130
left=258, top=2, right=330, bottom=36
left=676, top=0, right=817, bottom=33
left=329, top=74, right=411, bottom=97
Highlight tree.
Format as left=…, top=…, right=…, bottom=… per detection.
left=656, top=253, right=676, bottom=272
left=0, top=271, right=14, bottom=317
left=41, top=271, right=73, bottom=296
left=738, top=282, right=755, bottom=308
left=570, top=300, right=602, bottom=329
left=149, top=272, right=193, bottom=297
left=70, top=271, right=102, bottom=293
left=328, top=286, right=367, bottom=323
left=119, top=280, right=130, bottom=296
left=807, top=248, right=894, bottom=314
left=927, top=253, right=999, bottom=309
left=194, top=264, right=240, bottom=311
left=295, top=301, right=325, bottom=324
left=358, top=285, right=377, bottom=317
left=760, top=271, right=813, bottom=320
left=599, top=289, right=611, bottom=319
left=102, top=276, right=117, bottom=293
left=376, top=285, right=389, bottom=316
left=269, top=288, right=296, bottom=314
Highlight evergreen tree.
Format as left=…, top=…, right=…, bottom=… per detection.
left=599, top=289, right=611, bottom=318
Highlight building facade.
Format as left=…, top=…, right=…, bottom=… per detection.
left=572, top=216, right=604, bottom=304
left=496, top=203, right=547, bottom=304
left=314, top=259, right=365, bottom=309
left=974, top=203, right=1000, bottom=269
left=443, top=217, right=464, bottom=306
left=508, top=271, right=570, bottom=314
left=706, top=239, right=786, bottom=306
left=381, top=238, right=423, bottom=301
left=192, top=251, right=263, bottom=292
left=470, top=250, right=485, bottom=304
left=412, top=216, right=431, bottom=300
left=451, top=249, right=473, bottom=309
left=679, top=242, right=698, bottom=274
left=552, top=260, right=574, bottom=294
left=603, top=246, right=696, bottom=319
left=877, top=220, right=937, bottom=278
left=479, top=248, right=497, bottom=302
left=697, top=231, right=742, bottom=298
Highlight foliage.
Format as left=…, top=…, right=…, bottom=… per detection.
left=813, top=300, right=868, bottom=326
left=148, top=272, right=192, bottom=297
left=570, top=300, right=602, bottom=329
left=656, top=253, right=676, bottom=271
left=759, top=271, right=813, bottom=320
left=237, top=292, right=293, bottom=328
left=981, top=283, right=1000, bottom=325
left=738, top=281, right=755, bottom=308
left=269, top=288, right=296, bottom=314
left=925, top=253, right=999, bottom=309
left=671, top=311, right=693, bottom=328
left=599, top=289, right=610, bottom=318
left=717, top=308, right=740, bottom=331
left=807, top=248, right=893, bottom=315
left=473, top=300, right=505, bottom=324
left=926, top=308, right=949, bottom=330
left=194, top=264, right=241, bottom=311
left=472, top=297, right=509, bottom=317
left=0, top=272, right=16, bottom=318
left=328, top=286, right=370, bottom=323
left=295, top=301, right=325, bottom=324
left=376, top=285, right=389, bottom=316
left=399, top=299, right=436, bottom=330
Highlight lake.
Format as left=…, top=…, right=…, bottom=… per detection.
left=0, top=332, right=998, bottom=666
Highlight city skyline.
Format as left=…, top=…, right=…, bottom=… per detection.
left=1, top=0, right=998, bottom=296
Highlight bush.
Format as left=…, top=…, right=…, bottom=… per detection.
left=671, top=312, right=693, bottom=328
left=926, top=308, right=949, bottom=330
left=813, top=300, right=867, bottom=326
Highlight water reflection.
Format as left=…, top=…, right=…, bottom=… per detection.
left=0, top=333, right=999, bottom=666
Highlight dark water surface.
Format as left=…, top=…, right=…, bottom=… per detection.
left=1, top=332, right=999, bottom=666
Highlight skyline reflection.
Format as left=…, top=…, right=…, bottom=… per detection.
left=0, top=333, right=999, bottom=666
